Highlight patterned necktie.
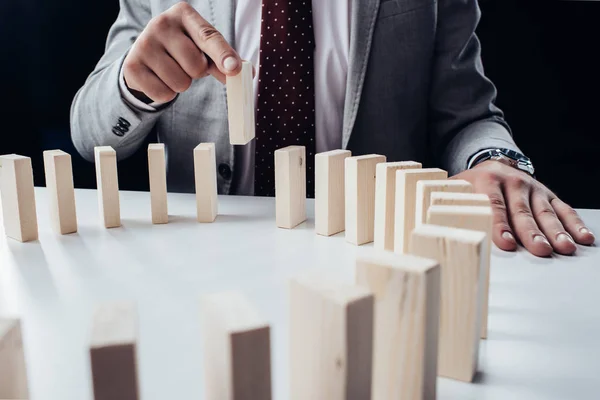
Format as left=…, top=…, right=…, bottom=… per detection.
left=254, top=0, right=316, bottom=198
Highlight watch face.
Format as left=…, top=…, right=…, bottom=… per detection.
left=500, top=149, right=530, bottom=163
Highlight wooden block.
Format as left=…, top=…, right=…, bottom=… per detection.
left=427, top=205, right=493, bottom=339
left=94, top=146, right=121, bottom=228
left=414, top=179, right=473, bottom=227
left=0, top=319, right=29, bottom=399
left=89, top=302, right=139, bottom=400
left=290, top=276, right=374, bottom=400
left=345, top=154, right=387, bottom=245
left=430, top=192, right=491, bottom=208
left=194, top=143, right=218, bottom=223
left=356, top=252, right=440, bottom=400
left=393, top=168, right=447, bottom=254
left=314, top=150, right=351, bottom=236
left=201, top=291, right=272, bottom=400
left=275, top=146, right=306, bottom=229
left=43, top=150, right=77, bottom=235
left=0, top=155, right=38, bottom=242
left=147, top=144, right=168, bottom=224
left=373, top=161, right=422, bottom=251
left=409, top=225, right=486, bottom=382
left=226, top=61, right=255, bottom=145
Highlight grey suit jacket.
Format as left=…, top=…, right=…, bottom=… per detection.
left=70, top=0, right=521, bottom=194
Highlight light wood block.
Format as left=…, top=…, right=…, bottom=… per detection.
left=290, top=276, right=374, bottom=400
left=94, top=146, right=121, bottom=228
left=315, top=150, right=352, bottom=236
left=430, top=192, right=491, bottom=208
left=275, top=146, right=306, bottom=229
left=356, top=252, right=440, bottom=400
left=409, top=225, right=486, bottom=382
left=374, top=161, right=422, bottom=251
left=90, top=302, right=139, bottom=400
left=393, top=168, right=447, bottom=254
left=0, top=319, right=29, bottom=399
left=194, top=143, right=218, bottom=223
left=201, top=291, right=272, bottom=400
left=43, top=150, right=77, bottom=235
left=0, top=154, right=38, bottom=242
left=415, top=179, right=473, bottom=227
left=345, top=154, right=387, bottom=245
left=226, top=61, right=255, bottom=145
left=148, top=144, right=168, bottom=224
left=427, top=205, right=493, bottom=339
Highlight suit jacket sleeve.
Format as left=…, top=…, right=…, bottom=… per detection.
left=428, top=0, right=523, bottom=176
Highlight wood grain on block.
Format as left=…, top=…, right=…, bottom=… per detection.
left=94, top=146, right=121, bottom=228
left=315, top=150, right=351, bottom=236
left=43, top=150, right=77, bottom=235
left=201, top=291, right=272, bottom=400
left=409, top=225, right=486, bottom=382
left=194, top=143, right=218, bottom=223
left=345, top=154, right=386, bottom=245
left=430, top=192, right=491, bottom=208
left=0, top=319, right=29, bottom=399
left=89, top=302, right=139, bottom=400
left=275, top=146, right=306, bottom=229
left=0, top=154, right=38, bottom=242
left=290, top=276, right=374, bottom=400
left=393, top=168, right=447, bottom=254
left=414, top=179, right=473, bottom=227
left=226, top=61, right=255, bottom=145
left=356, top=252, right=440, bottom=400
left=373, top=161, right=422, bottom=251
left=148, top=144, right=168, bottom=224
left=427, top=205, right=493, bottom=339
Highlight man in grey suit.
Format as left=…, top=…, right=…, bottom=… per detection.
left=71, top=0, right=594, bottom=257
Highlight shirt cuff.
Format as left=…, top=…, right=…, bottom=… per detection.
left=118, top=66, right=167, bottom=112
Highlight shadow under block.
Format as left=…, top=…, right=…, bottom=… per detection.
left=409, top=225, right=486, bottom=382
left=226, top=61, right=255, bottom=145
left=290, top=277, right=374, bottom=400
left=0, top=319, right=29, bottom=399
left=148, top=144, right=168, bottom=224
left=315, top=150, right=352, bottom=236
left=194, top=143, right=218, bottom=223
left=430, top=192, right=491, bottom=208
left=393, top=168, right=448, bottom=254
left=201, top=291, right=272, bottom=400
left=89, top=302, right=139, bottom=400
left=414, top=179, right=473, bottom=228
left=373, top=161, right=422, bottom=251
left=427, top=205, right=493, bottom=339
left=356, top=252, right=440, bottom=400
left=345, top=154, right=387, bottom=245
left=275, top=146, right=306, bottom=229
left=94, top=147, right=121, bottom=228
left=43, top=150, right=77, bottom=235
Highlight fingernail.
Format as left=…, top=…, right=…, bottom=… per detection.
left=223, top=56, right=239, bottom=72
left=580, top=227, right=595, bottom=237
left=557, top=233, right=575, bottom=244
left=533, top=235, right=551, bottom=247
left=502, top=231, right=515, bottom=242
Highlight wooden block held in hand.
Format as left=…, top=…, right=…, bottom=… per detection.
left=226, top=61, right=255, bottom=145
left=0, top=319, right=29, bottom=399
left=409, top=225, right=486, bottom=382
left=275, top=146, right=306, bottom=229
left=94, top=146, right=121, bottom=228
left=414, top=179, right=473, bottom=227
left=148, top=144, right=168, bottom=224
left=430, top=192, right=491, bottom=208
left=0, top=154, right=38, bottom=242
left=194, top=143, right=218, bottom=223
left=315, top=150, right=351, bottom=236
left=345, top=154, right=387, bottom=245
left=43, top=150, right=77, bottom=235
left=356, top=252, right=440, bottom=400
left=202, top=291, right=272, bottom=400
left=374, top=161, right=422, bottom=251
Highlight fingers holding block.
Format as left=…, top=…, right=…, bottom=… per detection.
left=0, top=318, right=29, bottom=399
left=414, top=179, right=473, bottom=228
left=226, top=61, right=255, bottom=145
left=148, top=144, right=168, bottom=224
left=275, top=146, right=306, bottom=229
left=94, top=146, right=121, bottom=229
left=194, top=143, right=218, bottom=223
left=315, top=150, right=352, bottom=237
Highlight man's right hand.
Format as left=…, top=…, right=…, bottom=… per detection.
left=123, top=2, right=241, bottom=104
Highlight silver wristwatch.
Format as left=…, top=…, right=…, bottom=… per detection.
left=468, top=148, right=535, bottom=177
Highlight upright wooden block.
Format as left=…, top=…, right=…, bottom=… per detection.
left=315, top=150, right=352, bottom=236
left=43, top=150, right=77, bottom=235
left=201, top=291, right=272, bottom=400
left=275, top=146, right=306, bottom=229
left=430, top=192, right=491, bottom=208
left=427, top=205, right=493, bottom=339
left=414, top=179, right=473, bottom=227
left=409, top=225, right=486, bottom=382
left=194, top=143, right=218, bottom=223
left=373, top=161, right=422, bottom=251
left=226, top=61, right=255, bottom=145
left=356, top=253, right=440, bottom=400
left=393, top=168, right=447, bottom=254
left=290, top=276, right=374, bottom=400
left=345, top=154, right=386, bottom=245
left=0, top=319, right=29, bottom=399
left=147, top=144, right=168, bottom=224
left=0, top=154, right=38, bottom=242
left=89, top=302, right=139, bottom=400
left=94, top=146, right=121, bottom=228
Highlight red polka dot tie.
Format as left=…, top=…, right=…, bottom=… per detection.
left=254, top=0, right=316, bottom=198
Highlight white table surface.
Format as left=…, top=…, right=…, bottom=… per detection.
left=0, top=188, right=599, bottom=400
